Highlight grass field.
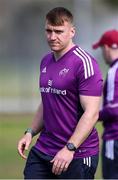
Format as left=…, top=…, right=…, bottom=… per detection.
left=0, top=113, right=103, bottom=179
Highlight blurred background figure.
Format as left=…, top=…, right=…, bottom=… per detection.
left=93, top=29, right=118, bottom=179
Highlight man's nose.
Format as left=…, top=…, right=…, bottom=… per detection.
left=50, top=32, right=56, bottom=40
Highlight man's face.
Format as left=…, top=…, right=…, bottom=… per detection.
left=45, top=20, right=75, bottom=52
left=102, top=46, right=111, bottom=65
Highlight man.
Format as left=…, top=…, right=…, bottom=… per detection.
left=93, top=29, right=118, bottom=179
left=18, top=7, right=103, bottom=179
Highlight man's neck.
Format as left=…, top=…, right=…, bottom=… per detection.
left=54, top=42, right=75, bottom=61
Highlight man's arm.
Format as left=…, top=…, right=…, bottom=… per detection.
left=17, top=102, right=43, bottom=159
left=30, top=101, right=44, bottom=134
left=51, top=95, right=101, bottom=175
left=68, top=95, right=101, bottom=147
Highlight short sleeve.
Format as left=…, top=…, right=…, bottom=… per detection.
left=76, top=58, right=103, bottom=96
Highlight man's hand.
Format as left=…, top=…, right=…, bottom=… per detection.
left=50, top=146, right=74, bottom=175
left=17, top=133, right=32, bottom=159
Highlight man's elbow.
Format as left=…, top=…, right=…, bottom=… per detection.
left=93, top=111, right=99, bottom=123
left=87, top=111, right=99, bottom=124
left=85, top=110, right=99, bottom=124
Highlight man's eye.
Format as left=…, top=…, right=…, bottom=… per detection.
left=46, top=29, right=52, bottom=33
left=55, top=30, right=63, bottom=34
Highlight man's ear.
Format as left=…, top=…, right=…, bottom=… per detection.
left=70, top=26, right=75, bottom=38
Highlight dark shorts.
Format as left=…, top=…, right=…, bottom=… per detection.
left=102, top=140, right=118, bottom=179
left=24, top=146, right=99, bottom=179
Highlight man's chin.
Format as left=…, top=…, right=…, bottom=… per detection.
left=50, top=47, right=60, bottom=52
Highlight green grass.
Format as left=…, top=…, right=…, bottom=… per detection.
left=0, top=113, right=36, bottom=179
left=95, top=122, right=103, bottom=179
left=0, top=113, right=103, bottom=179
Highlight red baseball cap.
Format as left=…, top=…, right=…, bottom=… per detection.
left=92, top=29, right=118, bottom=49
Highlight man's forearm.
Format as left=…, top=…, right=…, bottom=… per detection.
left=68, top=111, right=98, bottom=149
left=67, top=95, right=101, bottom=149
left=30, top=102, right=44, bottom=136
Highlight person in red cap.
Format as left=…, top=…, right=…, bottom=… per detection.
left=93, top=29, right=118, bottom=179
